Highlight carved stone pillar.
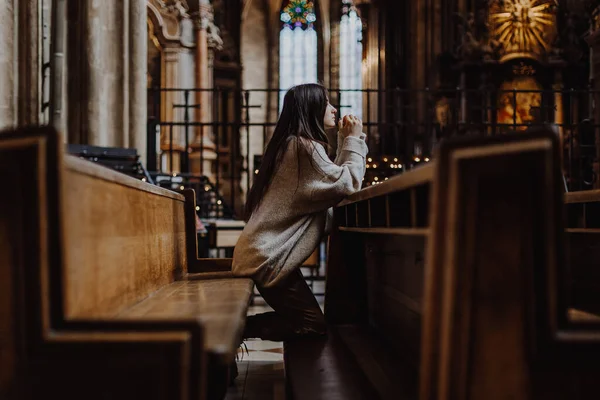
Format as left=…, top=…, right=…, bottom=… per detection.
left=189, top=0, right=221, bottom=177
left=195, top=1, right=214, bottom=135
left=129, top=0, right=148, bottom=164
left=0, top=1, right=17, bottom=129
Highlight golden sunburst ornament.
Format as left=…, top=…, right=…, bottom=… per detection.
left=489, top=0, right=557, bottom=62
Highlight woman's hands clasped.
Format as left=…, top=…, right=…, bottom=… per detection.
left=338, top=114, right=363, bottom=138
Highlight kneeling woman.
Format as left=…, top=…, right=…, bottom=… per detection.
left=232, top=83, right=368, bottom=341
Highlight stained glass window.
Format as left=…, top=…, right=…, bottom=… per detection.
left=279, top=0, right=318, bottom=111
left=339, top=0, right=363, bottom=118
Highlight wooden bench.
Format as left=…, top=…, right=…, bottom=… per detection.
left=0, top=126, right=253, bottom=400
left=285, top=129, right=600, bottom=400
left=565, top=190, right=600, bottom=315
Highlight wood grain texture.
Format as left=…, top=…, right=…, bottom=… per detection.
left=117, top=278, right=254, bottom=363
left=62, top=160, right=187, bottom=318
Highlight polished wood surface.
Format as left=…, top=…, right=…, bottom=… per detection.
left=286, top=129, right=600, bottom=400
left=118, top=278, right=254, bottom=363
left=0, top=126, right=253, bottom=400
left=63, top=155, right=188, bottom=318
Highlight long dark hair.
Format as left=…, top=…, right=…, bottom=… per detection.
left=244, top=83, right=330, bottom=221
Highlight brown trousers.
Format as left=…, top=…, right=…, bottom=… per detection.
left=243, top=269, right=326, bottom=342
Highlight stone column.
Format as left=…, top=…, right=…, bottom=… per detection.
left=65, top=0, right=147, bottom=158
left=0, top=0, right=17, bottom=130
left=129, top=0, right=148, bottom=165
left=160, top=46, right=185, bottom=173
left=196, top=2, right=212, bottom=131
left=189, top=1, right=220, bottom=177
left=17, top=0, right=42, bottom=126
left=50, top=0, right=67, bottom=136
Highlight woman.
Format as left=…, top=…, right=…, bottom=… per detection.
left=232, top=83, right=368, bottom=341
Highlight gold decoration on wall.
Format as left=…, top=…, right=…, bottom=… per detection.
left=512, top=61, right=536, bottom=75
left=489, top=0, right=557, bottom=62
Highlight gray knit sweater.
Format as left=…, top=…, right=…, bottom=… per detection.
left=232, top=132, right=368, bottom=288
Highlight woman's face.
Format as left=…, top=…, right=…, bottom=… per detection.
left=324, top=100, right=337, bottom=129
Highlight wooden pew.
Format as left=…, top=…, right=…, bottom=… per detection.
left=565, top=190, right=600, bottom=315
left=0, top=126, right=253, bottom=400
left=284, top=130, right=600, bottom=400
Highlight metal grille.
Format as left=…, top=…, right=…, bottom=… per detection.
left=148, top=87, right=600, bottom=218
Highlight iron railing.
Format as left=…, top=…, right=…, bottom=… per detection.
left=148, top=87, right=600, bottom=219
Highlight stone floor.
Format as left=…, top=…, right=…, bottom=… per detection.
left=224, top=279, right=325, bottom=400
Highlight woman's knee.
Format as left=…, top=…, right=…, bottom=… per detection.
left=299, top=311, right=326, bottom=335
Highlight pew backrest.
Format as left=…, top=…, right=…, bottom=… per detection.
left=326, top=129, right=600, bottom=400
left=62, top=155, right=187, bottom=318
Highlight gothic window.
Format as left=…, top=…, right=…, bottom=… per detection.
left=339, top=0, right=362, bottom=118
left=279, top=0, right=318, bottom=110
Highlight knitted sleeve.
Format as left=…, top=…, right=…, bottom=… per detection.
left=300, top=136, right=368, bottom=214
left=333, top=131, right=367, bottom=165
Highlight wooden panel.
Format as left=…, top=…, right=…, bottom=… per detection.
left=388, top=190, right=411, bottom=227
left=62, top=156, right=187, bottom=318
left=27, top=322, right=205, bottom=400
left=357, top=201, right=369, bottom=227
left=0, top=132, right=56, bottom=399
left=0, top=153, right=19, bottom=398
left=325, top=228, right=369, bottom=325
left=567, top=231, right=600, bottom=314
left=365, top=235, right=426, bottom=366
left=369, top=196, right=387, bottom=227
left=414, top=183, right=431, bottom=227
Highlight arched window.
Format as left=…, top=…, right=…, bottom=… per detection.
left=339, top=0, right=363, bottom=118
left=279, top=0, right=318, bottom=110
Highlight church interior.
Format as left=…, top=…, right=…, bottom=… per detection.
left=2, top=0, right=600, bottom=399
